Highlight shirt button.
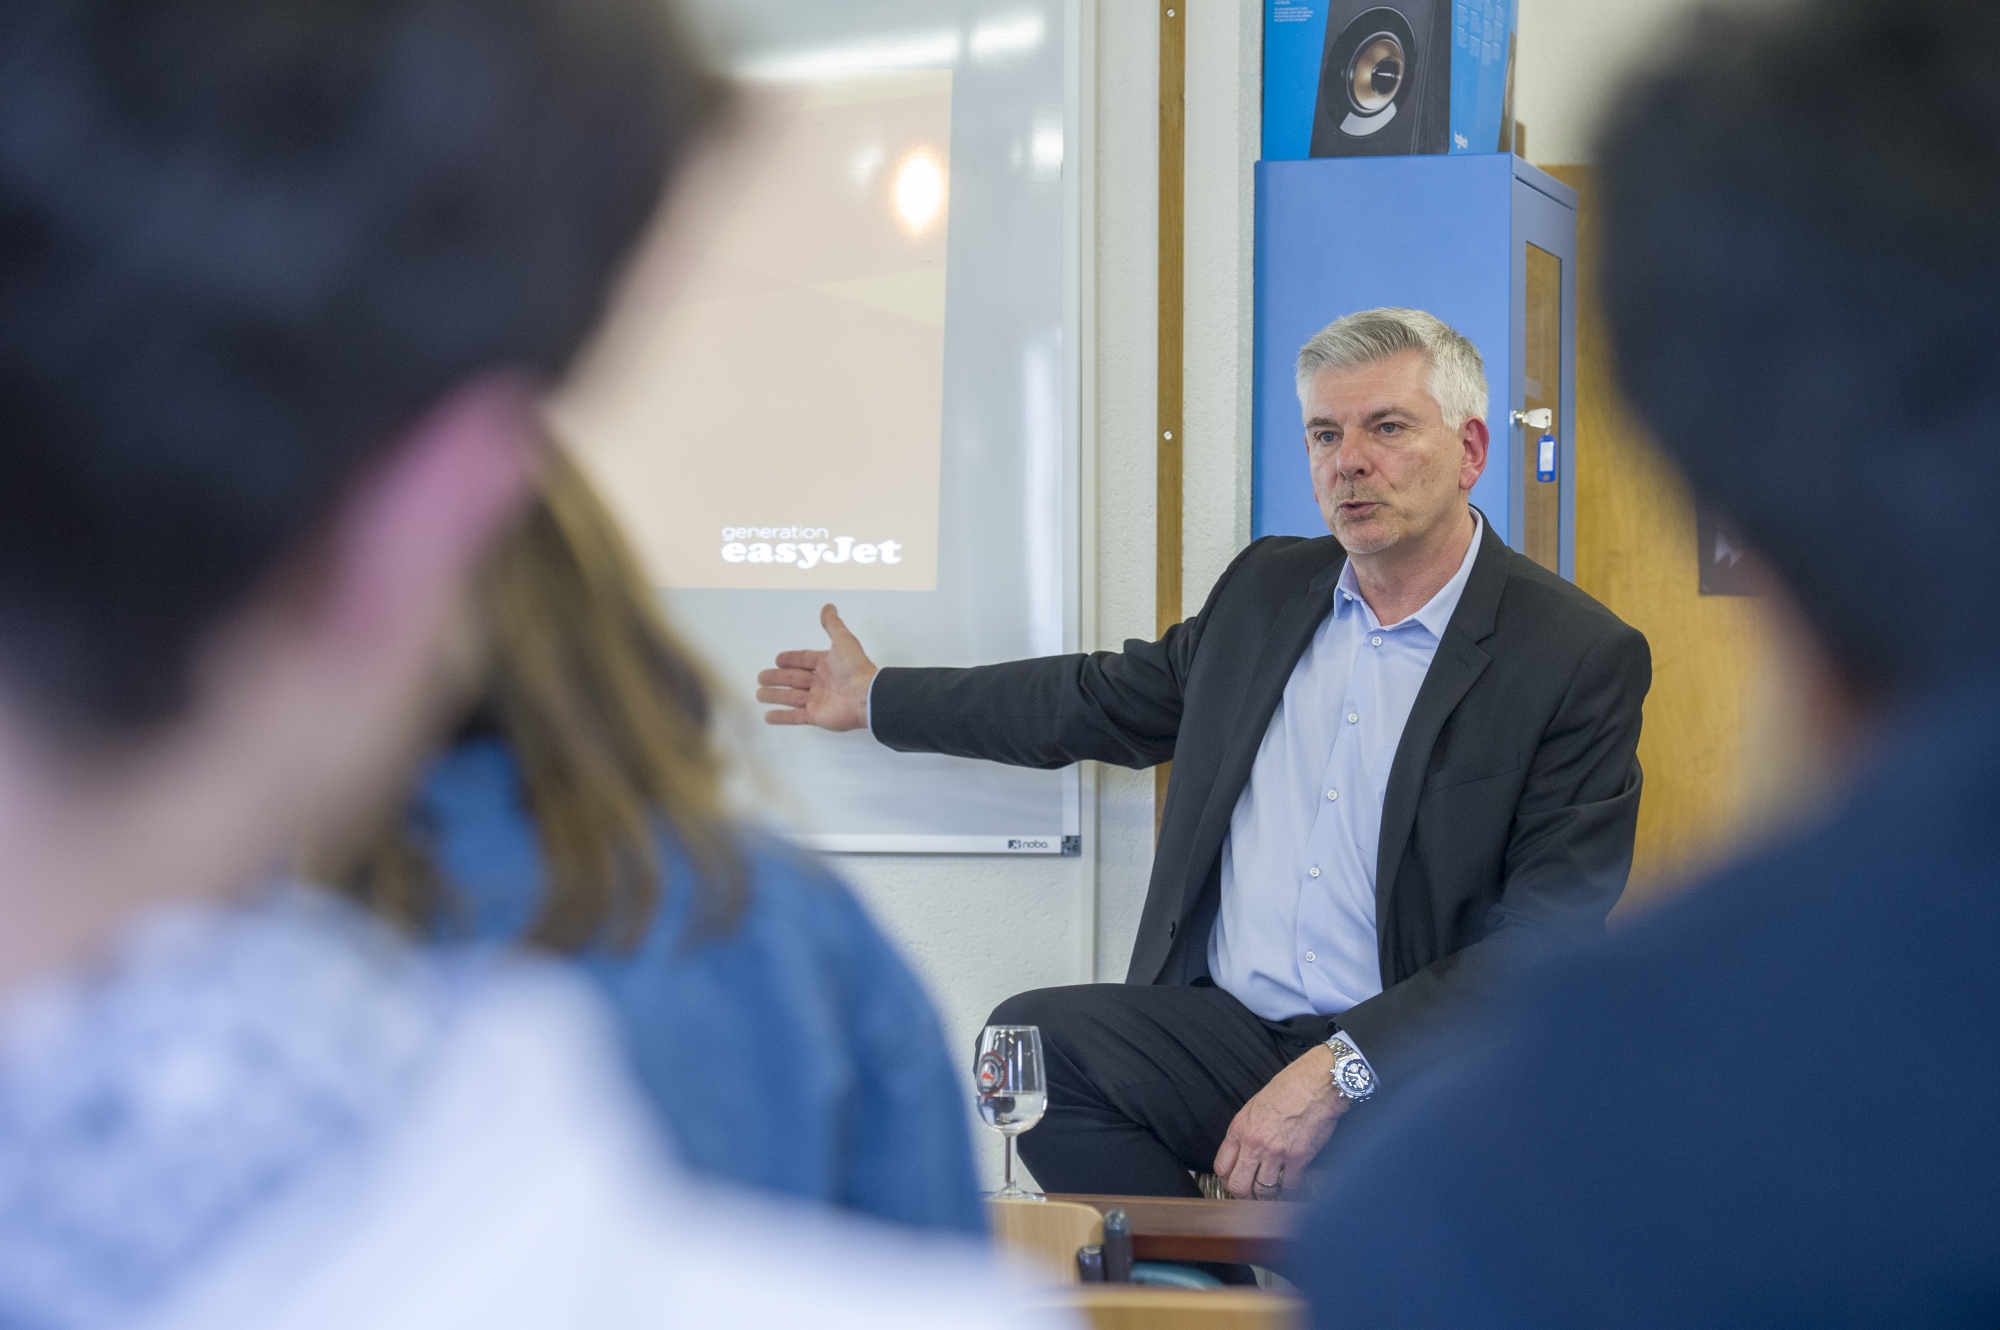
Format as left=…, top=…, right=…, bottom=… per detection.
left=1347, top=712, right=1359, bottom=724
left=1371, top=636, right=1383, bottom=646
left=1308, top=866, right=1321, bottom=878
left=1304, top=951, right=1317, bottom=963
left=1326, top=789, right=1339, bottom=801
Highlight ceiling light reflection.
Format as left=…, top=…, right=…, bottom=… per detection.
left=893, top=148, right=947, bottom=237
left=970, top=13, right=1046, bottom=61
left=737, top=31, right=961, bottom=82
left=1030, top=119, right=1063, bottom=176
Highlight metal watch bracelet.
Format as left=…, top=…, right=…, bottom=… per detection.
left=1325, top=1032, right=1378, bottom=1101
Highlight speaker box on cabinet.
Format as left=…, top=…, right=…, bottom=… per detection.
left=1309, top=2, right=1450, bottom=156
left=1263, top=0, right=1517, bottom=161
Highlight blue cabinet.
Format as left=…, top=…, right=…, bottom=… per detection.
left=1252, top=153, right=1578, bottom=579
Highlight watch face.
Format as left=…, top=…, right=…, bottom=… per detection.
left=1336, top=1056, right=1376, bottom=1097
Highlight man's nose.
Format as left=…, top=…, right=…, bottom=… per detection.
left=1333, top=437, right=1368, bottom=476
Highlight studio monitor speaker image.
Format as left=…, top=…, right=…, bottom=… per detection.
left=1309, top=1, right=1452, bottom=157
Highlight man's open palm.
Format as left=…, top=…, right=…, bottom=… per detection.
left=757, top=603, right=878, bottom=732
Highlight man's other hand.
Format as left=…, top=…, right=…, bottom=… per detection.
left=757, top=603, right=878, bottom=732
left=1213, top=1044, right=1353, bottom=1200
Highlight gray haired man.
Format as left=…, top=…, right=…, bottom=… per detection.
left=760, top=308, right=1651, bottom=1208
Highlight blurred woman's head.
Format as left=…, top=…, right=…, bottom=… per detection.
left=332, top=448, right=745, bottom=950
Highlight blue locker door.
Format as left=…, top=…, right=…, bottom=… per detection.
left=1252, top=154, right=1578, bottom=580
left=1253, top=154, right=1515, bottom=543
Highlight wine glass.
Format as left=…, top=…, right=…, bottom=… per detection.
left=975, top=1024, right=1046, bottom=1200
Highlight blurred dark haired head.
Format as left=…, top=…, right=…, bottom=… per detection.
left=1598, top=0, right=2000, bottom=697
left=0, top=0, right=722, bottom=735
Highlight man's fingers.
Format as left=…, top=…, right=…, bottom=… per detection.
left=820, top=602, right=852, bottom=644
left=1218, top=1119, right=1259, bottom=1199
left=762, top=609, right=870, bottom=734
left=1225, top=1152, right=1263, bottom=1201
left=1213, top=1134, right=1240, bottom=1183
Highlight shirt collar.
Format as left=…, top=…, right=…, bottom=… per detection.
left=1333, top=508, right=1484, bottom=638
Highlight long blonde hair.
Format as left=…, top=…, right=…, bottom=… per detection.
left=333, top=448, right=745, bottom=951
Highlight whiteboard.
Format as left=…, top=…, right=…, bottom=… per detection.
left=555, top=0, right=1082, bottom=854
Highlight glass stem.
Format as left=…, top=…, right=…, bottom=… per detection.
left=1004, top=1136, right=1016, bottom=1192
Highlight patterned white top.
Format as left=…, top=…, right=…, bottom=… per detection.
left=0, top=886, right=1071, bottom=1330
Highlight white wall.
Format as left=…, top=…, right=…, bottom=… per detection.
left=840, top=0, right=1744, bottom=1191
left=1180, top=1, right=1263, bottom=616
left=1515, top=0, right=1766, bottom=165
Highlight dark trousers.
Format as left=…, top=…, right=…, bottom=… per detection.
left=988, top=981, right=1328, bottom=1197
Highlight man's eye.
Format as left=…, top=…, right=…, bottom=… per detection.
left=1379, top=422, right=1401, bottom=435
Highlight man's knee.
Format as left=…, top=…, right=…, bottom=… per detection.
left=984, top=984, right=1113, bottom=1067
left=987, top=985, right=1072, bottom=1031
left=985, top=985, right=1121, bottom=1111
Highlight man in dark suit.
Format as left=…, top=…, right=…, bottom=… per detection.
left=1280, top=0, right=2000, bottom=1323
left=760, top=308, right=1650, bottom=1200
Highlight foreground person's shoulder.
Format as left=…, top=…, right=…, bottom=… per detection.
left=138, top=899, right=1069, bottom=1329
left=726, top=829, right=914, bottom=961
left=733, top=827, right=862, bottom=910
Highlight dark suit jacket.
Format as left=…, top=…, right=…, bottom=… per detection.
left=872, top=517, right=1651, bottom=1081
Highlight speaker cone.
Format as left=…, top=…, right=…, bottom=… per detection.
left=1348, top=33, right=1403, bottom=114
left=1309, top=3, right=1435, bottom=154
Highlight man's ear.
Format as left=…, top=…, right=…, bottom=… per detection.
left=1459, top=416, right=1491, bottom=491
left=321, top=372, right=544, bottom=649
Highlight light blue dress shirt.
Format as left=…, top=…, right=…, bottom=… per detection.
left=1209, top=513, right=1485, bottom=1024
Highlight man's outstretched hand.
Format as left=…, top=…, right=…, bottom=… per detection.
left=1213, top=1044, right=1353, bottom=1200
left=756, top=604, right=879, bottom=732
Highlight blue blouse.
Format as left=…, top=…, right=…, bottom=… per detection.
left=416, top=739, right=984, bottom=1234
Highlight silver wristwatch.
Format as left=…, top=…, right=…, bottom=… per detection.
left=1325, top=1032, right=1378, bottom=1101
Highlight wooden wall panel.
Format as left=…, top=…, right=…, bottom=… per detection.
left=1545, top=166, right=1774, bottom=915
left=1155, top=2, right=1185, bottom=833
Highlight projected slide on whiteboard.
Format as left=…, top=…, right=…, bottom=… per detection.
left=567, top=74, right=950, bottom=592
left=555, top=0, right=1078, bottom=854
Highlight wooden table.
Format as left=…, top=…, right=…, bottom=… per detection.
left=1042, top=1286, right=1303, bottom=1330
left=1049, top=1194, right=1304, bottom=1268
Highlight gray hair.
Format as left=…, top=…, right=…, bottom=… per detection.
left=1294, top=308, right=1489, bottom=429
